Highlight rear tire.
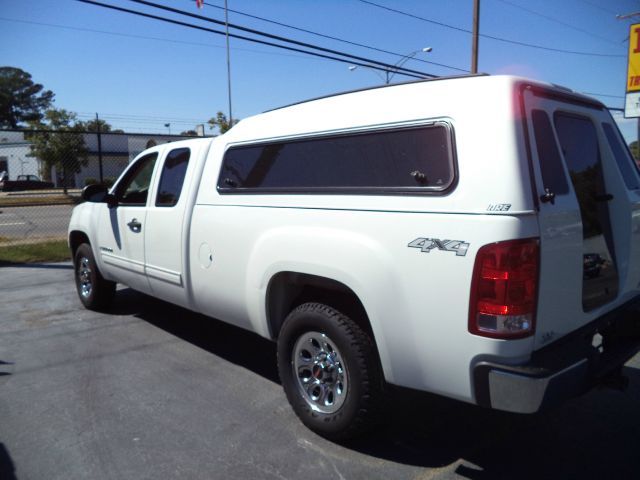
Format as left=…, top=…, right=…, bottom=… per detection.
left=74, top=243, right=116, bottom=310
left=277, top=302, right=384, bottom=440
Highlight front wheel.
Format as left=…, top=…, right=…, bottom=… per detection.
left=277, top=302, right=384, bottom=440
left=74, top=243, right=116, bottom=310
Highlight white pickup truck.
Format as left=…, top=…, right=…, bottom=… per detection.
left=69, top=75, right=640, bottom=439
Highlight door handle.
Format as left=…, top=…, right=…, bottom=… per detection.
left=540, top=188, right=556, bottom=205
left=127, top=218, right=142, bottom=233
left=595, top=193, right=614, bottom=202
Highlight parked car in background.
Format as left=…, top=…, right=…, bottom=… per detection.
left=0, top=174, right=54, bottom=192
left=584, top=253, right=606, bottom=278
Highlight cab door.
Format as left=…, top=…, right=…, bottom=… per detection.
left=144, top=146, right=196, bottom=308
left=95, top=151, right=160, bottom=294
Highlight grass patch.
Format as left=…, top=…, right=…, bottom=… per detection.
left=0, top=195, right=80, bottom=207
left=0, top=240, right=71, bottom=265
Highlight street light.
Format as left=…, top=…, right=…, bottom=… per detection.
left=617, top=12, right=640, bottom=19
left=349, top=47, right=433, bottom=84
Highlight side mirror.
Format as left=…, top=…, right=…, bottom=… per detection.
left=81, top=184, right=119, bottom=208
left=81, top=184, right=108, bottom=202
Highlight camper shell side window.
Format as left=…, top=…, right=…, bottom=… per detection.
left=217, top=123, right=457, bottom=195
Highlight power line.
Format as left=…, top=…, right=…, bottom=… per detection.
left=76, top=115, right=204, bottom=126
left=0, top=16, right=228, bottom=49
left=76, top=111, right=208, bottom=122
left=76, top=0, right=434, bottom=80
left=357, top=1, right=469, bottom=35
left=195, top=0, right=468, bottom=73
left=5, top=2, right=466, bottom=74
left=124, top=0, right=436, bottom=78
left=74, top=112, right=210, bottom=127
left=575, top=0, right=619, bottom=16
left=0, top=16, right=326, bottom=62
left=357, top=0, right=625, bottom=58
left=493, top=0, right=621, bottom=45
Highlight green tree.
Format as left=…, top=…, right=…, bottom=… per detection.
left=84, top=118, right=112, bottom=132
left=83, top=118, right=124, bottom=134
left=207, top=111, right=238, bottom=134
left=0, top=67, right=54, bottom=128
left=180, top=129, right=198, bottom=136
left=28, top=109, right=88, bottom=194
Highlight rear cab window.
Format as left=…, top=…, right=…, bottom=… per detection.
left=155, top=148, right=191, bottom=207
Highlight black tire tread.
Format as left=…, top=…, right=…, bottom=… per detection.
left=277, top=302, right=385, bottom=440
left=74, top=243, right=116, bottom=311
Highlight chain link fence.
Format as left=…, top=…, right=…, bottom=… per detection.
left=0, top=128, right=200, bottom=247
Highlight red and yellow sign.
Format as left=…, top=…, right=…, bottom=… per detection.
left=627, top=23, right=640, bottom=92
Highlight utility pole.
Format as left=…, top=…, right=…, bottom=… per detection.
left=225, top=0, right=233, bottom=125
left=471, top=0, right=480, bottom=74
left=96, top=113, right=104, bottom=183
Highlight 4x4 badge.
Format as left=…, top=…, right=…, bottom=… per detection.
left=408, top=238, right=470, bottom=257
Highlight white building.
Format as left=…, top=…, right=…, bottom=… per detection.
left=0, top=131, right=40, bottom=179
left=0, top=131, right=192, bottom=188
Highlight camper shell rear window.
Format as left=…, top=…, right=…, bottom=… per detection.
left=217, top=123, right=456, bottom=194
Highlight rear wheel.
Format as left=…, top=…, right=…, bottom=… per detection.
left=74, top=243, right=116, bottom=310
left=277, top=302, right=383, bottom=440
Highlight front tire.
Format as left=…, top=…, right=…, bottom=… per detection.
left=277, top=302, right=383, bottom=440
left=74, top=243, right=116, bottom=311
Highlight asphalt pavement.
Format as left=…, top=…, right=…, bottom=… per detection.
left=1, top=263, right=640, bottom=480
left=0, top=204, right=73, bottom=242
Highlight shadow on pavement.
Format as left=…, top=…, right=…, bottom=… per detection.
left=112, top=288, right=279, bottom=383
left=345, top=369, right=640, bottom=479
left=0, top=360, right=12, bottom=377
left=109, top=288, right=640, bottom=479
left=0, top=443, right=17, bottom=480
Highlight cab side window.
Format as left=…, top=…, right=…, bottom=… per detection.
left=115, top=152, right=158, bottom=206
left=155, top=148, right=190, bottom=207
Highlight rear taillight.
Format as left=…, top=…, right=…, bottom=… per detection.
left=469, top=238, right=540, bottom=339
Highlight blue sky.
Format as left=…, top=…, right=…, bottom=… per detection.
left=1, top=0, right=639, bottom=141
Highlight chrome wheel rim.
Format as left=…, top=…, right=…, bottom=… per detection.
left=78, top=256, right=92, bottom=298
left=292, top=331, right=348, bottom=414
